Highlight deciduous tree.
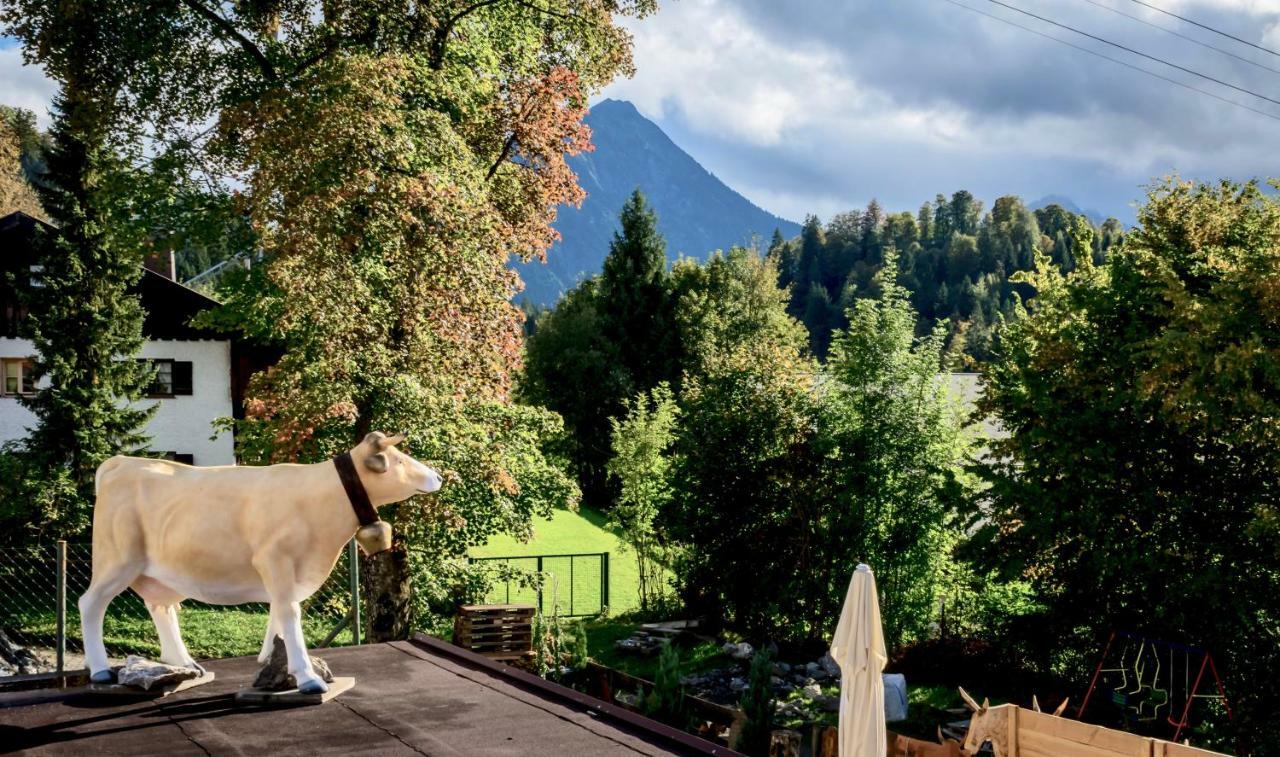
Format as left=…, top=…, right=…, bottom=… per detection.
left=978, top=178, right=1280, bottom=751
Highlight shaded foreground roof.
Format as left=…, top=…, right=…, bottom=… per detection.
left=0, top=636, right=736, bottom=756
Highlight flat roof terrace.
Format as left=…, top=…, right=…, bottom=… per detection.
left=0, top=635, right=738, bottom=756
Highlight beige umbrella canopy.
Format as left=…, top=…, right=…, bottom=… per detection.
left=830, top=563, right=888, bottom=757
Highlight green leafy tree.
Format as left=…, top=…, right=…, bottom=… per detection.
left=978, top=178, right=1280, bottom=752
left=521, top=279, right=629, bottom=507
left=820, top=250, right=971, bottom=647
left=4, top=0, right=654, bottom=634
left=666, top=249, right=823, bottom=636
left=607, top=383, right=678, bottom=612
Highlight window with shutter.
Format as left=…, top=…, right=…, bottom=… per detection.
left=172, top=361, right=193, bottom=396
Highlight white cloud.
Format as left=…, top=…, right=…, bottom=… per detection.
left=605, top=0, right=861, bottom=146
left=0, top=44, right=56, bottom=127
left=600, top=0, right=1280, bottom=223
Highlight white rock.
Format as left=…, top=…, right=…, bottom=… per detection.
left=115, top=655, right=202, bottom=691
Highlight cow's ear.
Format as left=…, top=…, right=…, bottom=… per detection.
left=364, top=452, right=389, bottom=473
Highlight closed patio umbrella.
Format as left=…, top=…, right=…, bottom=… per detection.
left=830, top=563, right=888, bottom=757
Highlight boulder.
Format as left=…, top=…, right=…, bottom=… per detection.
left=115, top=655, right=202, bottom=691
left=722, top=642, right=754, bottom=661
left=0, top=630, right=50, bottom=675
left=819, top=652, right=841, bottom=678
left=253, top=636, right=334, bottom=691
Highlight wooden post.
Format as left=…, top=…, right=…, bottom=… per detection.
left=817, top=726, right=839, bottom=757
left=56, top=540, right=66, bottom=688
left=601, top=552, right=610, bottom=610
left=768, top=729, right=801, bottom=757
left=347, top=538, right=361, bottom=646
left=1007, top=704, right=1019, bottom=757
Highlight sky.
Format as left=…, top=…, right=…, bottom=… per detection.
left=600, top=0, right=1280, bottom=224
left=4, top=1, right=1279, bottom=225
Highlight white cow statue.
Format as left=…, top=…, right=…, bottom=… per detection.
left=81, top=431, right=443, bottom=694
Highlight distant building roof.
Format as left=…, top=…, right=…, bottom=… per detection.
left=0, top=211, right=228, bottom=341
left=2, top=636, right=738, bottom=756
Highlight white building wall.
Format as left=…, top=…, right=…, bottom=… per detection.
left=138, top=340, right=235, bottom=465
left=0, top=337, right=236, bottom=465
left=0, top=338, right=38, bottom=444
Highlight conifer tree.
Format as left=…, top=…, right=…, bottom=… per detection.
left=600, top=189, right=673, bottom=394
left=14, top=22, right=153, bottom=537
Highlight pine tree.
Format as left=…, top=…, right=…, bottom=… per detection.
left=600, top=189, right=673, bottom=395
left=735, top=650, right=775, bottom=756
left=17, top=69, right=153, bottom=537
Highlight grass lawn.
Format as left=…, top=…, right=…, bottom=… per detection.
left=470, top=506, right=643, bottom=614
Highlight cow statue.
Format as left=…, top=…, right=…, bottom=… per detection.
left=80, top=432, right=443, bottom=694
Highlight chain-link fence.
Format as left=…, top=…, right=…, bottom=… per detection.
left=0, top=541, right=362, bottom=677
left=471, top=552, right=609, bottom=617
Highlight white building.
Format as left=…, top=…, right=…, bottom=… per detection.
left=0, top=211, right=253, bottom=465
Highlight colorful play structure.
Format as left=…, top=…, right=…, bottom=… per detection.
left=1079, top=631, right=1232, bottom=745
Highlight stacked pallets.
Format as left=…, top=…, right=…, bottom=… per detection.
left=453, top=604, right=536, bottom=661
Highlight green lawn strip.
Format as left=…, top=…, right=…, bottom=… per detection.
left=470, top=506, right=643, bottom=614
left=9, top=604, right=351, bottom=661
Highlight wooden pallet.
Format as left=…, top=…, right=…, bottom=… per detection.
left=454, top=604, right=536, bottom=660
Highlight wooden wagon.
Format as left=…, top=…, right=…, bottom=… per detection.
left=958, top=690, right=1229, bottom=757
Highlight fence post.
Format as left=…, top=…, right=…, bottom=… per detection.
left=536, top=556, right=544, bottom=613
left=347, top=539, right=361, bottom=646
left=601, top=552, right=609, bottom=610
left=56, top=540, right=66, bottom=686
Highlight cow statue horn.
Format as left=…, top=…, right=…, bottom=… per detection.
left=958, top=686, right=985, bottom=713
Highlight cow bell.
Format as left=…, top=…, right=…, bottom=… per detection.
left=356, top=520, right=393, bottom=555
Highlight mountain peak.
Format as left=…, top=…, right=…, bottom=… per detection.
left=1030, top=194, right=1107, bottom=226
left=516, top=100, right=800, bottom=305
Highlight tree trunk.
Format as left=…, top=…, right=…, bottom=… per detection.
left=361, top=546, right=413, bottom=642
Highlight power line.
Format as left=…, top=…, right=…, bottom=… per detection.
left=1078, top=0, right=1280, bottom=77
left=937, top=0, right=1280, bottom=123
left=1123, top=0, right=1280, bottom=59
left=983, top=0, right=1280, bottom=108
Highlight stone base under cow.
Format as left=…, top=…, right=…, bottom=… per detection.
left=234, top=675, right=354, bottom=706
left=87, top=669, right=216, bottom=698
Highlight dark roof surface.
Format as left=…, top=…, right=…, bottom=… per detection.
left=0, top=211, right=227, bottom=341
left=0, top=638, right=734, bottom=756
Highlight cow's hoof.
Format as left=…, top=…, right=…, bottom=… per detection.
left=297, top=678, right=329, bottom=695
left=90, top=669, right=115, bottom=684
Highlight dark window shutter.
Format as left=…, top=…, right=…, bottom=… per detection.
left=172, top=361, right=194, bottom=395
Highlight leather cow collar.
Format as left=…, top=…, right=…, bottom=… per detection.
left=333, top=452, right=379, bottom=527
